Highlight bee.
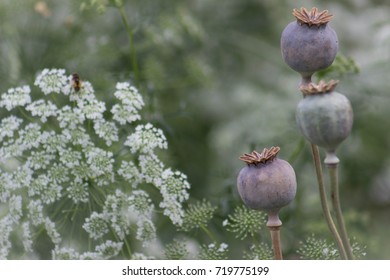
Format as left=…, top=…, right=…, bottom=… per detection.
left=71, top=73, right=82, bottom=92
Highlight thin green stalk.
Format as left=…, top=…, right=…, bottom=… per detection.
left=310, top=144, right=347, bottom=259
left=326, top=162, right=354, bottom=259
left=124, top=238, right=132, bottom=258
left=18, top=107, right=34, bottom=122
left=200, top=225, right=217, bottom=243
left=118, top=4, right=140, bottom=86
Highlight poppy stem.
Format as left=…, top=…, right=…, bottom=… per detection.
left=310, top=144, right=348, bottom=259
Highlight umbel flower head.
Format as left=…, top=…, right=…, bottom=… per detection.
left=0, top=69, right=191, bottom=259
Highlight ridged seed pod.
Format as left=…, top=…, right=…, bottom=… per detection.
left=295, top=80, right=353, bottom=163
left=281, top=7, right=338, bottom=84
left=237, top=147, right=297, bottom=215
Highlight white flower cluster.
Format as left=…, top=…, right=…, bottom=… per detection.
left=125, top=123, right=168, bottom=154
left=0, top=86, right=31, bottom=111
left=0, top=69, right=190, bottom=259
left=34, top=68, right=68, bottom=95
left=26, top=100, right=58, bottom=122
left=111, top=82, right=144, bottom=125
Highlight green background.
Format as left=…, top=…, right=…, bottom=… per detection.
left=1, top=0, right=390, bottom=259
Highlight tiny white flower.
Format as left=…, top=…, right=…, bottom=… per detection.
left=25, top=99, right=57, bottom=122
left=52, top=246, right=80, bottom=260
left=0, top=86, right=31, bottom=111
left=125, top=123, right=168, bottom=154
left=222, top=219, right=229, bottom=227
left=40, top=181, right=62, bottom=204
left=19, top=123, right=42, bottom=149
left=8, top=195, right=23, bottom=223
left=84, top=147, right=114, bottom=182
left=218, top=243, right=228, bottom=252
left=83, top=212, right=109, bottom=240
left=0, top=173, right=13, bottom=202
left=22, top=222, right=33, bottom=253
left=136, top=219, right=156, bottom=247
left=67, top=180, right=89, bottom=204
left=114, top=82, right=144, bottom=109
left=28, top=175, right=47, bottom=197
left=128, top=190, right=154, bottom=219
left=34, top=68, right=67, bottom=95
left=12, top=164, right=33, bottom=189
left=79, top=252, right=102, bottom=260
left=0, top=216, right=13, bottom=259
left=117, top=160, right=142, bottom=186
left=79, top=99, right=106, bottom=120
left=41, top=131, right=68, bottom=154
left=57, top=106, right=85, bottom=129
left=138, top=154, right=165, bottom=187
left=93, top=119, right=119, bottom=146
left=159, top=197, right=184, bottom=226
left=27, top=150, right=55, bottom=170
left=95, top=240, right=123, bottom=259
left=111, top=103, right=141, bottom=125
left=61, top=127, right=92, bottom=148
left=160, top=168, right=190, bottom=203
left=28, top=200, right=45, bottom=226
left=44, top=218, right=61, bottom=245
left=0, top=116, right=23, bottom=142
left=59, top=148, right=82, bottom=168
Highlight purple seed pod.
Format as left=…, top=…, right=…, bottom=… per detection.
left=237, top=147, right=297, bottom=213
left=281, top=7, right=338, bottom=84
left=295, top=80, right=353, bottom=163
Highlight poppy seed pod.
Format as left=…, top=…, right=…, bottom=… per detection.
left=281, top=7, right=338, bottom=84
left=237, top=147, right=297, bottom=215
left=296, top=80, right=353, bottom=162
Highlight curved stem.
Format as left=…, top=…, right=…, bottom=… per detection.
left=200, top=225, right=217, bottom=243
left=118, top=4, right=140, bottom=86
left=310, top=144, right=347, bottom=259
left=326, top=161, right=354, bottom=259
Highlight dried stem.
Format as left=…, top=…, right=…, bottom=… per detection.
left=310, top=144, right=347, bottom=259
left=266, top=210, right=283, bottom=260
left=326, top=160, right=354, bottom=259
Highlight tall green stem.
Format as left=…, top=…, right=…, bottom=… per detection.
left=310, top=144, right=347, bottom=259
left=326, top=160, right=354, bottom=259
left=118, top=4, right=140, bottom=86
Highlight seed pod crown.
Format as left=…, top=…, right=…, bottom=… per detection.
left=293, top=7, right=333, bottom=27
left=299, top=80, right=339, bottom=96
left=239, top=146, right=280, bottom=165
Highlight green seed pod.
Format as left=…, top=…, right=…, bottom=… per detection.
left=281, top=7, right=338, bottom=84
left=295, top=80, right=353, bottom=159
left=237, top=147, right=297, bottom=214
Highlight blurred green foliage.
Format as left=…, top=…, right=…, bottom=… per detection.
left=1, top=0, right=390, bottom=259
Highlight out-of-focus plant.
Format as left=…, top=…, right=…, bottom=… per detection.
left=0, top=69, right=190, bottom=259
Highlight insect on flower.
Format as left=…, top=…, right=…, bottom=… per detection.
left=71, top=73, right=82, bottom=92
